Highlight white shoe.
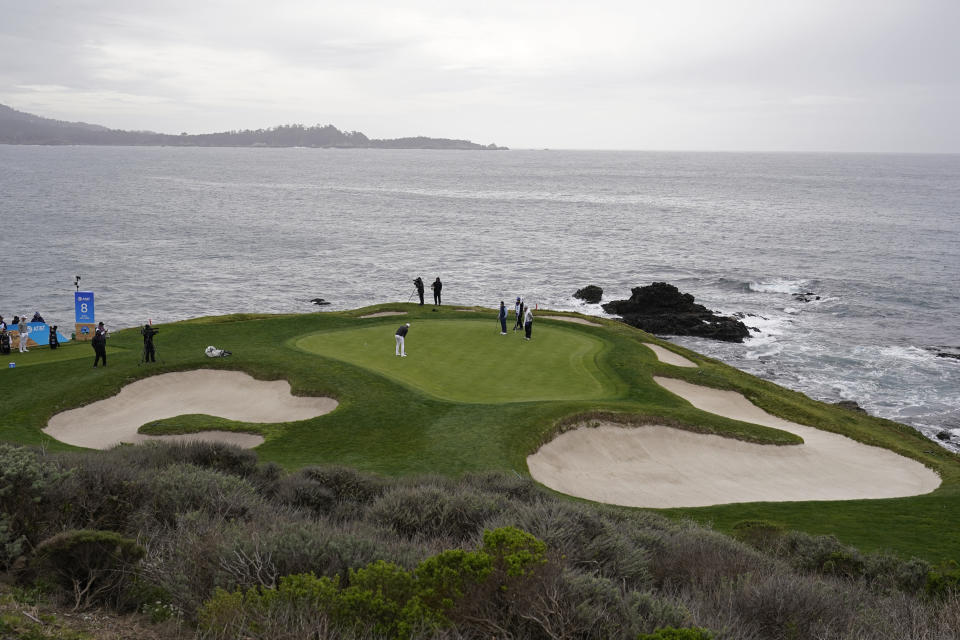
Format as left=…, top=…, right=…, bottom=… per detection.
left=401, top=354, right=407, bottom=357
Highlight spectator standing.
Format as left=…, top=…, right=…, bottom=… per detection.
left=524, top=305, right=534, bottom=341
left=92, top=322, right=108, bottom=367
left=432, top=277, right=443, bottom=305
left=513, top=297, right=524, bottom=331
left=498, top=301, right=508, bottom=335
left=18, top=314, right=28, bottom=352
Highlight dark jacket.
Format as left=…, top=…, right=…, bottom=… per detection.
left=396, top=325, right=409, bottom=337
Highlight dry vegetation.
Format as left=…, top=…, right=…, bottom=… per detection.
left=1, top=441, right=958, bottom=639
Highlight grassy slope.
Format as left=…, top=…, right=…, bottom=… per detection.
left=1, top=303, right=958, bottom=563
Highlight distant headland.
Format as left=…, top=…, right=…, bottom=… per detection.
left=0, top=103, right=507, bottom=150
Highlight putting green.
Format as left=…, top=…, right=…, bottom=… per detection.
left=294, top=319, right=619, bottom=403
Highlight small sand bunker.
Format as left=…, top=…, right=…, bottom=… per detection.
left=359, top=311, right=407, bottom=318
left=644, top=343, right=697, bottom=367
left=528, top=376, right=939, bottom=508
left=540, top=315, right=602, bottom=326
left=44, top=370, right=338, bottom=450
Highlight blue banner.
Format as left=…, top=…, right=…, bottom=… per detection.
left=75, top=291, right=95, bottom=323
left=20, top=323, right=70, bottom=346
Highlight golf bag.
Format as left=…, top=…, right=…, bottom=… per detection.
left=205, top=345, right=232, bottom=358
left=0, top=332, right=9, bottom=355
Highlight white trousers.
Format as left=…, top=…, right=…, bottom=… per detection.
left=19, top=331, right=27, bottom=351
left=395, top=334, right=405, bottom=356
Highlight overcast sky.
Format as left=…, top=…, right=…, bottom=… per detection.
left=1, top=0, right=958, bottom=151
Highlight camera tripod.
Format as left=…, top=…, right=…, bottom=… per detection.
left=138, top=341, right=164, bottom=366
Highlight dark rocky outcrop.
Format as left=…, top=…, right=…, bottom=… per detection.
left=601, top=282, right=751, bottom=343
left=834, top=400, right=867, bottom=414
left=936, top=430, right=953, bottom=441
left=310, top=298, right=331, bottom=306
left=573, top=285, right=603, bottom=304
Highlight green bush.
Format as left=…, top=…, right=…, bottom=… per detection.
left=30, top=529, right=144, bottom=610
left=198, top=527, right=548, bottom=640
left=732, top=519, right=787, bottom=550
left=926, top=561, right=960, bottom=599
left=49, top=451, right=148, bottom=533
left=0, top=445, right=69, bottom=569
left=367, top=484, right=507, bottom=541
left=145, top=463, right=261, bottom=525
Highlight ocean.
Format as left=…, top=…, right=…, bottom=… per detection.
left=2, top=145, right=958, bottom=451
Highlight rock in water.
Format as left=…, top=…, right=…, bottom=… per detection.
left=311, top=298, right=331, bottom=306
left=573, top=285, right=603, bottom=304
left=601, top=282, right=750, bottom=343
left=936, top=431, right=952, bottom=441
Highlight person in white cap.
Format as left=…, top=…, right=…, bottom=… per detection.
left=395, top=322, right=410, bottom=357
left=18, top=314, right=28, bottom=352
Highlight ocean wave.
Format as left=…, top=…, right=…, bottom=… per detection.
left=748, top=278, right=808, bottom=295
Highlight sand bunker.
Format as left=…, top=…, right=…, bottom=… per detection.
left=644, top=343, right=697, bottom=367
left=540, top=315, right=602, bottom=326
left=44, top=370, right=338, bottom=450
left=359, top=311, right=407, bottom=318
left=528, top=376, right=940, bottom=508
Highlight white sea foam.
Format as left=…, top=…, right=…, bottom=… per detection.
left=748, top=279, right=807, bottom=295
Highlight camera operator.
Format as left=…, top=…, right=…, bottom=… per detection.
left=141, top=323, right=159, bottom=363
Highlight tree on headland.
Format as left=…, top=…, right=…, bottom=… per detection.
left=0, top=103, right=507, bottom=150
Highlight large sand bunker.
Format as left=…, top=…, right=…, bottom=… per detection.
left=44, top=370, right=338, bottom=450
left=528, top=376, right=940, bottom=508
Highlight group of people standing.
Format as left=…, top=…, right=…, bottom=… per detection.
left=0, top=312, right=47, bottom=354
left=413, top=276, right=442, bottom=306
left=499, top=297, right=534, bottom=340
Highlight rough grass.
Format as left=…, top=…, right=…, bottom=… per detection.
left=1, top=303, right=958, bottom=563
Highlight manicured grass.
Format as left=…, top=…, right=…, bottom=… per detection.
left=294, top=319, right=619, bottom=403
left=1, top=302, right=958, bottom=563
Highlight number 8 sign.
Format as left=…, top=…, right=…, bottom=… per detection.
left=75, top=291, right=95, bottom=323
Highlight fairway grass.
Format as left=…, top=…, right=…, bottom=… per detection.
left=295, top=319, right=621, bottom=403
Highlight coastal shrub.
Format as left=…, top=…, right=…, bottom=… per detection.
left=725, top=571, right=851, bottom=639
left=0, top=445, right=69, bottom=569
left=731, top=519, right=786, bottom=550
left=650, top=528, right=772, bottom=591
left=198, top=527, right=549, bottom=639
left=272, top=472, right=337, bottom=514
left=926, top=560, right=960, bottom=598
left=29, top=529, right=144, bottom=610
left=458, top=470, right=546, bottom=504
left=219, top=519, right=410, bottom=587
left=143, top=463, right=261, bottom=525
left=637, top=628, right=713, bottom=640
left=48, top=450, right=148, bottom=533
left=198, top=573, right=339, bottom=640
left=366, top=484, right=507, bottom=541
left=488, top=501, right=653, bottom=589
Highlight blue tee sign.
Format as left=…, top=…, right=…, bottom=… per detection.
left=75, top=291, right=95, bottom=323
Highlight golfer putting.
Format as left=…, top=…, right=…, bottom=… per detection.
left=395, top=322, right=410, bottom=357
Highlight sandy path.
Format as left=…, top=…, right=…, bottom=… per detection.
left=528, top=376, right=939, bottom=507
left=644, top=343, right=697, bottom=367
left=44, top=370, right=338, bottom=450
